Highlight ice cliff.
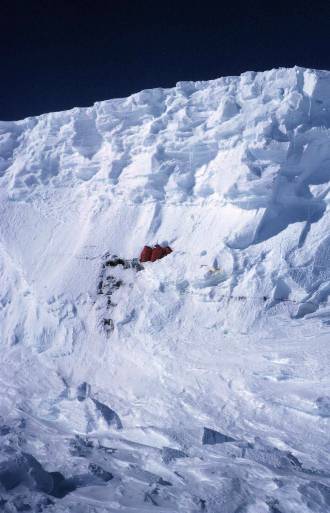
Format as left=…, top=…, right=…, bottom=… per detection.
left=0, top=67, right=330, bottom=512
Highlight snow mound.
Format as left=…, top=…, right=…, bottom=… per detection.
left=0, top=67, right=330, bottom=512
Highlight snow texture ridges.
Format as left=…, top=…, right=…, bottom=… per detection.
left=0, top=67, right=330, bottom=512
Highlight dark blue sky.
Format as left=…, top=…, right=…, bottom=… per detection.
left=1, top=0, right=330, bottom=120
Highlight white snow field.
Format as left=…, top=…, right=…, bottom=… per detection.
left=0, top=66, right=330, bottom=512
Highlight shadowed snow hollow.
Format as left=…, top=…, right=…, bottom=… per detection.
left=0, top=67, right=330, bottom=512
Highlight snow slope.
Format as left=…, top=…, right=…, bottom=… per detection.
left=0, top=66, right=330, bottom=512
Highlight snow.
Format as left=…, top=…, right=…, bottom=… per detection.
left=0, top=66, right=330, bottom=512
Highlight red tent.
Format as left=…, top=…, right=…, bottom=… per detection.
left=140, top=244, right=173, bottom=263
left=140, top=245, right=152, bottom=262
left=151, top=245, right=164, bottom=262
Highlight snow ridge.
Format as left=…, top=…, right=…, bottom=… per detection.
left=0, top=67, right=330, bottom=512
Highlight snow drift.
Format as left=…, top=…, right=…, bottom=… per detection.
left=0, top=67, right=330, bottom=512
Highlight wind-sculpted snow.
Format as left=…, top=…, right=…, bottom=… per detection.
left=0, top=67, right=330, bottom=511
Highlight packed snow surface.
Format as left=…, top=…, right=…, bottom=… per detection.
left=0, top=67, right=330, bottom=512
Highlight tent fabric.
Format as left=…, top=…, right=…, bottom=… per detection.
left=140, top=245, right=152, bottom=262
left=151, top=245, right=164, bottom=262
left=139, top=244, right=173, bottom=263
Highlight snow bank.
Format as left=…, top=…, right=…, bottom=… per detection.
left=0, top=67, right=330, bottom=512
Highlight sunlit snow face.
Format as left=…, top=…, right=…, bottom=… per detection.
left=1, top=67, right=330, bottom=512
